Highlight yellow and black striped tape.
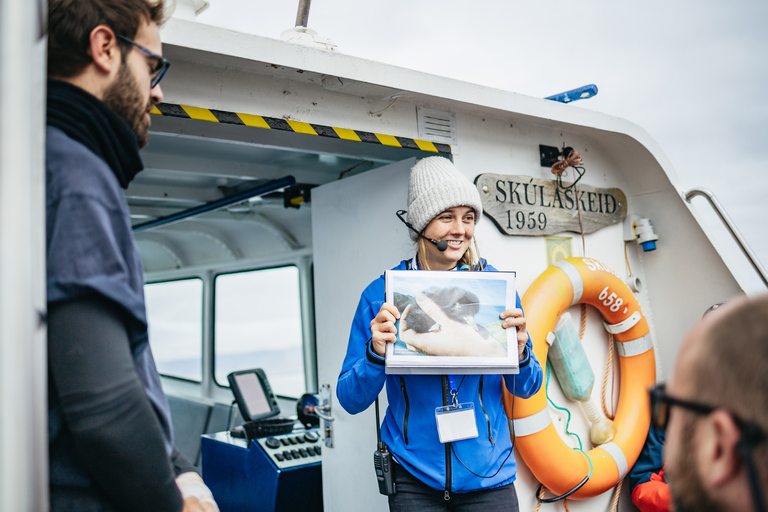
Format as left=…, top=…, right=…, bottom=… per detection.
left=150, top=103, right=451, bottom=154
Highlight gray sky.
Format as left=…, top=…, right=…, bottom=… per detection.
left=196, top=0, right=768, bottom=292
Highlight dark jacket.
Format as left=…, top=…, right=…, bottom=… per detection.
left=46, top=125, right=182, bottom=512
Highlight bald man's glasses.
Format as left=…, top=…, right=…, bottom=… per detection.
left=650, top=382, right=767, bottom=443
left=649, top=383, right=715, bottom=430
left=650, top=382, right=767, bottom=512
left=117, top=35, right=170, bottom=88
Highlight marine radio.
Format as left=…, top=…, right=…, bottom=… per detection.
left=373, top=397, right=396, bottom=495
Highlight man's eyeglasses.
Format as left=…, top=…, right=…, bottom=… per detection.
left=649, top=382, right=767, bottom=512
left=117, top=35, right=170, bottom=88
left=649, top=382, right=716, bottom=430
left=650, top=382, right=766, bottom=442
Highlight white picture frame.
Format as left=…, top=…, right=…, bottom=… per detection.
left=384, top=270, right=519, bottom=375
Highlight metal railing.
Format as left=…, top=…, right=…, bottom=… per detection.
left=685, top=188, right=768, bottom=288
left=132, top=176, right=296, bottom=233
left=296, top=0, right=311, bottom=28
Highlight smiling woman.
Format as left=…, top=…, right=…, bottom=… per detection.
left=336, top=156, right=543, bottom=511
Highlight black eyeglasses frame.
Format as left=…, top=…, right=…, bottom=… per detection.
left=116, top=35, right=170, bottom=88
left=649, top=382, right=716, bottom=430
left=649, top=382, right=767, bottom=512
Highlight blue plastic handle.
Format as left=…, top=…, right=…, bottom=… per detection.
left=545, top=84, right=599, bottom=103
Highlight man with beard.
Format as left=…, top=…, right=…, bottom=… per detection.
left=653, top=295, right=768, bottom=512
left=46, top=1, right=217, bottom=511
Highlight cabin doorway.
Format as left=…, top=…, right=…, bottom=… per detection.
left=313, top=157, right=416, bottom=512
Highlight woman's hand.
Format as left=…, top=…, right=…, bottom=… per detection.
left=500, top=308, right=528, bottom=359
left=370, top=302, right=401, bottom=357
left=399, top=293, right=506, bottom=357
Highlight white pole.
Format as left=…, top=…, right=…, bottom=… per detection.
left=0, top=0, right=48, bottom=510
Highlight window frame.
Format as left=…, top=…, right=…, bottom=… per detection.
left=211, top=263, right=308, bottom=397
left=144, top=276, right=205, bottom=384
left=144, top=253, right=316, bottom=403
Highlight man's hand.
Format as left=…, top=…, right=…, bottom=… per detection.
left=177, top=472, right=219, bottom=512
left=182, top=496, right=218, bottom=512
left=400, top=293, right=506, bottom=357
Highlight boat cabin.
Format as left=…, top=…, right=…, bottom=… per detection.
left=1, top=3, right=763, bottom=511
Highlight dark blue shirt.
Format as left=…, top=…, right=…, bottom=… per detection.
left=46, top=125, right=173, bottom=458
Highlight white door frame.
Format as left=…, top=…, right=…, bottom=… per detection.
left=312, top=158, right=418, bottom=512
left=0, top=0, right=48, bottom=510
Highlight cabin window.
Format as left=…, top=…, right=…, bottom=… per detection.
left=214, top=266, right=305, bottom=397
left=145, top=278, right=204, bottom=382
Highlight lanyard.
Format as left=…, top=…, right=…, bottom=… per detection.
left=409, top=255, right=465, bottom=410
left=448, top=374, right=459, bottom=408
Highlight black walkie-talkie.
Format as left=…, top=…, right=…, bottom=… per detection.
left=373, top=398, right=396, bottom=495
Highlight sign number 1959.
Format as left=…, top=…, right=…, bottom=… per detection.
left=506, top=211, right=547, bottom=230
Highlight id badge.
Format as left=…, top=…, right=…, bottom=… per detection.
left=435, top=403, right=478, bottom=443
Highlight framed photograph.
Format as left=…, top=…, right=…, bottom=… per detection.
left=384, top=270, right=519, bottom=375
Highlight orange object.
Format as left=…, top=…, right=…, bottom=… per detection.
left=503, top=257, right=656, bottom=499
left=632, top=469, right=672, bottom=512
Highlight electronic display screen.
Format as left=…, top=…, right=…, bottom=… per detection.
left=227, top=369, right=280, bottom=422
left=234, top=373, right=270, bottom=417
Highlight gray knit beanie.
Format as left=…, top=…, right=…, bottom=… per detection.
left=406, top=157, right=483, bottom=240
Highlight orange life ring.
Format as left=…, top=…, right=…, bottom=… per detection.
left=503, top=257, right=656, bottom=499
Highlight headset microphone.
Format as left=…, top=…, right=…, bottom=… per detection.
left=432, top=239, right=449, bottom=252
left=396, top=210, right=448, bottom=252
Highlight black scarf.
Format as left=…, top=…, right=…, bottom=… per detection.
left=47, top=79, right=143, bottom=189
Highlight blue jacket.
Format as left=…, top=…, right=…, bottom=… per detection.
left=337, top=259, right=543, bottom=493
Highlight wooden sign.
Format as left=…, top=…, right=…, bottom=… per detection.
left=475, top=174, right=627, bottom=236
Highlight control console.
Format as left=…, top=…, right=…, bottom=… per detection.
left=202, top=428, right=322, bottom=512
left=257, top=430, right=322, bottom=469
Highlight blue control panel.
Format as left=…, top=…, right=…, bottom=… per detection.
left=201, top=429, right=323, bottom=512
left=257, top=430, right=322, bottom=469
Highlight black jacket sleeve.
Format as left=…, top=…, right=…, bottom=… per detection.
left=171, top=446, right=198, bottom=476
left=48, top=296, right=183, bottom=512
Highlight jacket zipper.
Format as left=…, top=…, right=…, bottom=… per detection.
left=478, top=376, right=494, bottom=446
left=442, top=375, right=451, bottom=501
left=400, top=377, right=410, bottom=445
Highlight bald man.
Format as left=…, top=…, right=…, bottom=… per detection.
left=653, top=295, right=768, bottom=512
